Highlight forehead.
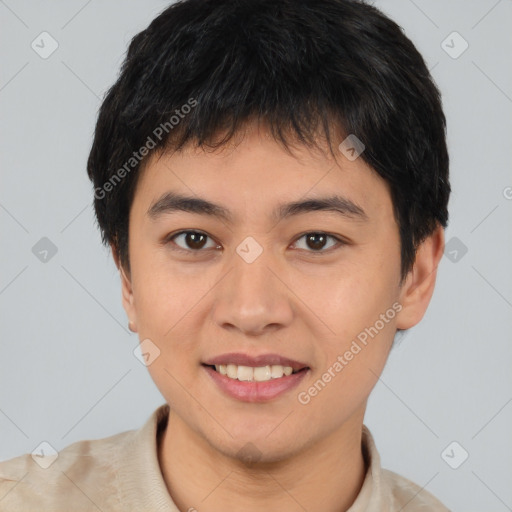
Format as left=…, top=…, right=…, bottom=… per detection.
left=132, top=125, right=393, bottom=226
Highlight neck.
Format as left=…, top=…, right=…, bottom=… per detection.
left=158, top=408, right=367, bottom=512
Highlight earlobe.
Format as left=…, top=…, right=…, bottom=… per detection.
left=120, top=265, right=138, bottom=333
left=395, top=225, right=445, bottom=330
left=128, top=319, right=137, bottom=332
left=111, top=243, right=138, bottom=333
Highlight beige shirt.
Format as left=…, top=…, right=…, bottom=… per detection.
left=0, top=403, right=449, bottom=511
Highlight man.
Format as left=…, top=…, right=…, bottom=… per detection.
left=0, top=0, right=450, bottom=509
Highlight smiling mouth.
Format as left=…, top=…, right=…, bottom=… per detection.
left=203, top=363, right=308, bottom=382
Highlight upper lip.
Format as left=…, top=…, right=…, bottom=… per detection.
left=203, top=352, right=309, bottom=371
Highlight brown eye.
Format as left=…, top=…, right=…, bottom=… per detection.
left=169, top=231, right=218, bottom=252
left=293, top=232, right=342, bottom=252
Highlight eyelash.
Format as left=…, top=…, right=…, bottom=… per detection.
left=164, top=230, right=346, bottom=255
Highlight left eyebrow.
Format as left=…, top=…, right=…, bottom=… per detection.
left=147, top=191, right=369, bottom=223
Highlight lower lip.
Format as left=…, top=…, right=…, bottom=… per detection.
left=203, top=365, right=309, bottom=403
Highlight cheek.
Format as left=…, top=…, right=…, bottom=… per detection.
left=131, top=247, right=202, bottom=335
left=130, top=253, right=218, bottom=385
left=298, top=311, right=397, bottom=419
left=298, top=259, right=398, bottom=341
left=303, top=250, right=400, bottom=383
left=131, top=260, right=206, bottom=400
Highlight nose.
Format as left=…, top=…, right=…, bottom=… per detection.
left=211, top=245, right=294, bottom=337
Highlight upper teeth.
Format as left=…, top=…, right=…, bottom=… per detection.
left=215, top=364, right=295, bottom=382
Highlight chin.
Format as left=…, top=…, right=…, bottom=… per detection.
left=204, top=425, right=308, bottom=465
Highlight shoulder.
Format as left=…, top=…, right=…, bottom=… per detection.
left=0, top=429, right=134, bottom=512
left=380, top=468, right=451, bottom=511
left=360, top=425, right=450, bottom=511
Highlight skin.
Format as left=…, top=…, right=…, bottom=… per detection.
left=113, top=121, right=445, bottom=512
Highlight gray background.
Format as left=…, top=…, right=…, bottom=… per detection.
left=1, top=0, right=511, bottom=510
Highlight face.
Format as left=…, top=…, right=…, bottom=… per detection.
left=118, top=122, right=438, bottom=462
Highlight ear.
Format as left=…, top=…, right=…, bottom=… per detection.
left=111, top=243, right=138, bottom=333
left=395, top=225, right=445, bottom=330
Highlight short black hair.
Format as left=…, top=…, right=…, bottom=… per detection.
left=87, top=0, right=450, bottom=285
